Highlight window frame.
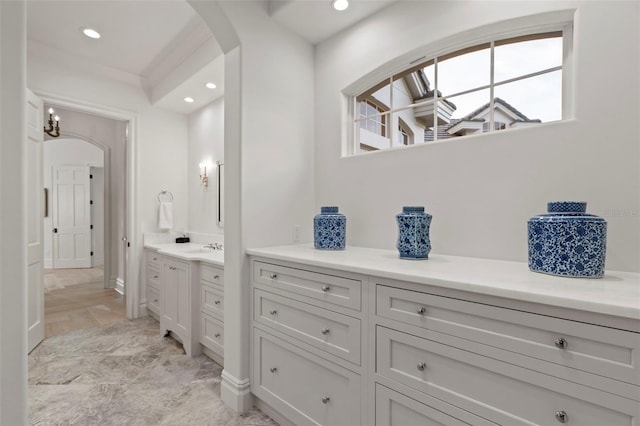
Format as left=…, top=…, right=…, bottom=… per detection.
left=345, top=17, right=574, bottom=156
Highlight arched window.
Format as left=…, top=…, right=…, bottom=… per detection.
left=351, top=23, right=572, bottom=155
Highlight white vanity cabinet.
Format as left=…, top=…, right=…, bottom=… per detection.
left=250, top=259, right=367, bottom=426
left=144, top=249, right=162, bottom=318
left=200, top=263, right=225, bottom=363
left=248, top=246, right=640, bottom=426
left=159, top=255, right=200, bottom=357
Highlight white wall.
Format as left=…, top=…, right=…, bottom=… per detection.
left=315, top=1, right=639, bottom=272
left=0, top=0, right=28, bottom=422
left=28, top=41, right=189, bottom=309
left=188, top=97, right=224, bottom=235
left=43, top=138, right=103, bottom=268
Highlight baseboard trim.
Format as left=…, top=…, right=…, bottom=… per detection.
left=221, top=370, right=253, bottom=413
left=44, top=259, right=53, bottom=269
left=115, top=278, right=124, bottom=295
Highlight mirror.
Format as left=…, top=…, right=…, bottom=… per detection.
left=217, top=162, right=224, bottom=227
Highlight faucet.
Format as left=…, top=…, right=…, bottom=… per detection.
left=203, top=242, right=223, bottom=250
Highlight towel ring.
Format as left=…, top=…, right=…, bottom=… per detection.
left=157, top=190, right=174, bottom=203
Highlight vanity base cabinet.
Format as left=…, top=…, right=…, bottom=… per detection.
left=249, top=254, right=639, bottom=426
left=144, top=249, right=161, bottom=318
left=160, top=256, right=199, bottom=357
left=253, top=328, right=361, bottom=426
left=200, top=264, right=224, bottom=364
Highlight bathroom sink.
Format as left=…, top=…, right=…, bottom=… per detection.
left=180, top=247, right=217, bottom=254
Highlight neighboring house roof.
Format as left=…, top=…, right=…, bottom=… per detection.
left=424, top=97, right=540, bottom=142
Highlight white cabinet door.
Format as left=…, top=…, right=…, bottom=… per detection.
left=161, top=259, right=178, bottom=331
left=175, top=260, right=190, bottom=337
left=52, top=165, right=91, bottom=268
left=26, top=89, right=44, bottom=353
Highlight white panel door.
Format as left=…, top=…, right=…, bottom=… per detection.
left=26, top=89, right=44, bottom=353
left=52, top=165, right=91, bottom=269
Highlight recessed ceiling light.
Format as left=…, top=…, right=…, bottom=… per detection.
left=81, top=27, right=101, bottom=39
left=205, top=82, right=217, bottom=89
left=332, top=0, right=349, bottom=11
left=184, top=97, right=195, bottom=103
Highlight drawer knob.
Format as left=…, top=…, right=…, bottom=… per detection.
left=321, top=285, right=331, bottom=292
left=555, top=337, right=567, bottom=349
left=153, top=275, right=158, bottom=279
left=555, top=410, right=568, bottom=423
left=417, top=306, right=427, bottom=315
left=417, top=362, right=427, bottom=371
left=270, top=367, right=278, bottom=373
left=269, top=309, right=277, bottom=315
left=321, top=328, right=330, bottom=335
left=214, top=333, right=220, bottom=338
left=153, top=299, right=158, bottom=303
left=321, top=396, right=330, bottom=404
left=269, top=273, right=277, bottom=280
left=153, top=257, right=158, bottom=260
left=214, top=275, right=220, bottom=279
left=214, top=300, right=221, bottom=305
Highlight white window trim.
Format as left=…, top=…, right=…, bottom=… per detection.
left=343, top=10, right=576, bottom=156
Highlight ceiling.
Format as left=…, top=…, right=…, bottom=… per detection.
left=26, top=0, right=397, bottom=115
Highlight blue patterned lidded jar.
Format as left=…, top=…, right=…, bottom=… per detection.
left=528, top=201, right=606, bottom=278
left=314, top=206, right=346, bottom=250
left=396, top=206, right=432, bottom=260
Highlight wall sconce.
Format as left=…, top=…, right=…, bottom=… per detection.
left=199, top=162, right=209, bottom=187
left=44, top=107, right=61, bottom=138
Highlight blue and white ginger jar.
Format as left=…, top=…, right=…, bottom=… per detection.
left=396, top=206, right=432, bottom=260
left=314, top=206, right=346, bottom=250
left=528, top=201, right=606, bottom=278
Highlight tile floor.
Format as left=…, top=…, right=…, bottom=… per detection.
left=44, top=268, right=126, bottom=339
left=29, top=318, right=278, bottom=425
left=31, top=268, right=278, bottom=425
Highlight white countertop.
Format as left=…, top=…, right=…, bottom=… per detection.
left=144, top=242, right=224, bottom=266
left=247, top=244, right=640, bottom=320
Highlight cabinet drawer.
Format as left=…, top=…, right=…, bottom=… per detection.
left=147, top=250, right=161, bottom=269
left=375, top=384, right=497, bottom=426
left=253, top=329, right=360, bottom=426
left=147, top=286, right=160, bottom=314
left=146, top=265, right=160, bottom=290
left=377, top=284, right=640, bottom=385
left=201, top=284, right=224, bottom=319
left=254, top=261, right=361, bottom=311
left=201, top=264, right=224, bottom=287
left=201, top=312, right=224, bottom=356
left=377, top=326, right=636, bottom=426
left=254, top=289, right=361, bottom=365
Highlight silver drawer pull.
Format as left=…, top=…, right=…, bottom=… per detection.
left=154, top=275, right=158, bottom=279
left=321, top=285, right=330, bottom=292
left=153, top=299, right=158, bottom=303
left=269, top=309, right=277, bottom=315
left=214, top=275, right=220, bottom=279
left=153, top=257, right=158, bottom=261
left=269, top=273, right=277, bottom=280
left=321, top=396, right=330, bottom=404
left=214, top=333, right=220, bottom=338
left=555, top=410, right=568, bottom=423
left=270, top=367, right=278, bottom=373
left=417, top=306, right=426, bottom=315
left=555, top=337, right=567, bottom=349
left=417, top=362, right=427, bottom=371
left=321, top=328, right=330, bottom=335
left=214, top=300, right=221, bottom=305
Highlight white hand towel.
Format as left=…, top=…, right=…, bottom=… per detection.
left=158, top=201, right=173, bottom=230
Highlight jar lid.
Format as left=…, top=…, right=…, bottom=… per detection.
left=402, top=206, right=425, bottom=213
left=321, top=206, right=339, bottom=213
left=547, top=201, right=587, bottom=213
